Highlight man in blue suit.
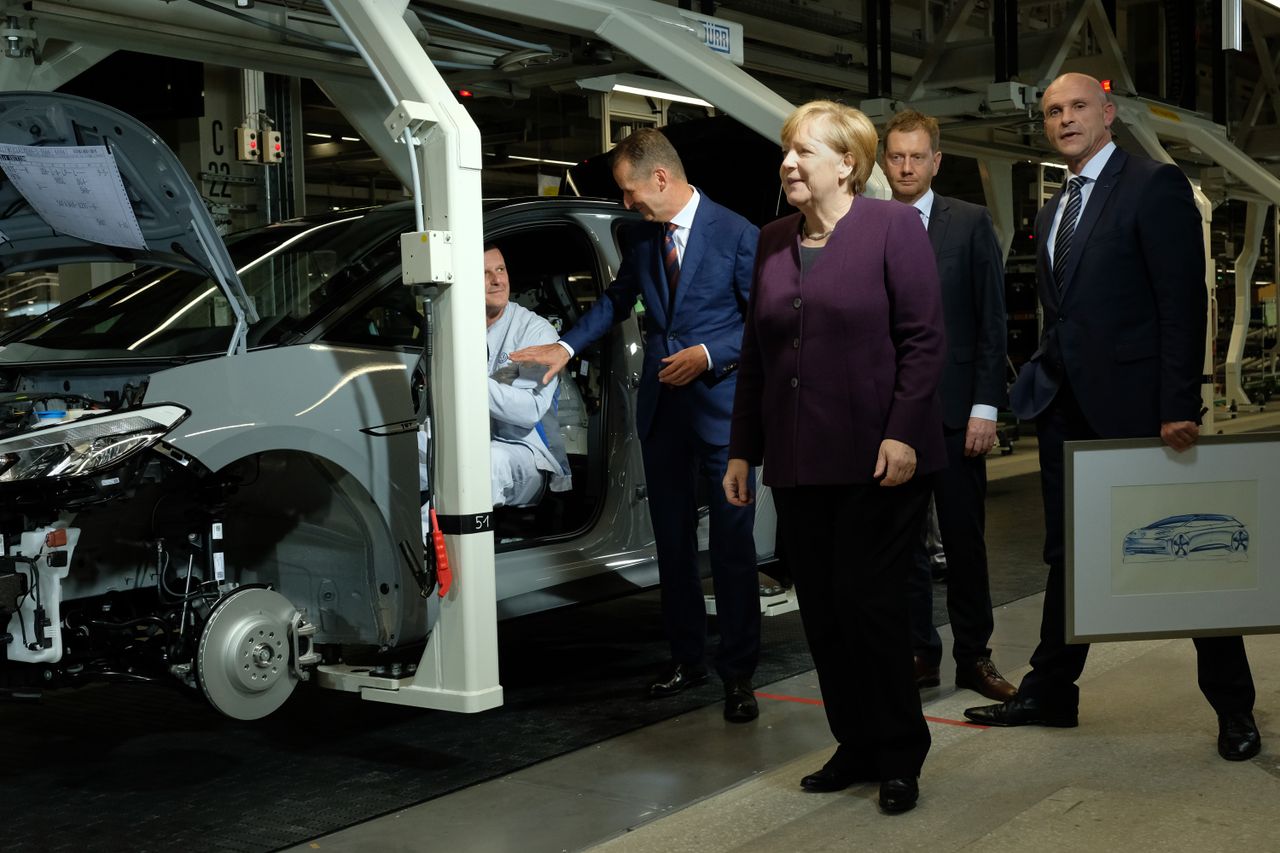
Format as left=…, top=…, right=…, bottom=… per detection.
left=510, top=128, right=761, bottom=722
left=964, top=73, right=1260, bottom=761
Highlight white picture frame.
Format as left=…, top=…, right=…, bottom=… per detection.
left=1066, top=432, right=1280, bottom=642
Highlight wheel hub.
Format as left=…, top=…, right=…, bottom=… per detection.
left=197, top=587, right=301, bottom=720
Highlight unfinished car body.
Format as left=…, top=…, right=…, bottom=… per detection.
left=0, top=92, right=774, bottom=719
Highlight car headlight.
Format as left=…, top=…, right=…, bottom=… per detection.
left=0, top=404, right=188, bottom=482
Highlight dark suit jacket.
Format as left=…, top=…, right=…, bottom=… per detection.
left=927, top=195, right=1008, bottom=428
left=729, top=197, right=946, bottom=487
left=561, top=193, right=757, bottom=446
left=1010, top=148, right=1206, bottom=437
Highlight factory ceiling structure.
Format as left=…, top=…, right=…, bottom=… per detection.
left=1, top=0, right=1279, bottom=206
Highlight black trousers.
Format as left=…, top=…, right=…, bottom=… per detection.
left=774, top=478, right=932, bottom=780
left=909, top=426, right=995, bottom=666
left=1018, top=382, right=1256, bottom=715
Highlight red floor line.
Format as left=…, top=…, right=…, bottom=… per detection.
left=925, top=714, right=989, bottom=730
left=753, top=690, right=825, bottom=706
left=754, top=691, right=989, bottom=730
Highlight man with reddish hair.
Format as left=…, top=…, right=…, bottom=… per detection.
left=882, top=108, right=1016, bottom=703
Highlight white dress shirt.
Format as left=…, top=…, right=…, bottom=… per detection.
left=1046, top=141, right=1116, bottom=267
left=911, top=188, right=935, bottom=229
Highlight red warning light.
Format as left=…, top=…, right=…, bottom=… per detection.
left=1100, top=79, right=1112, bottom=93
left=457, top=89, right=474, bottom=99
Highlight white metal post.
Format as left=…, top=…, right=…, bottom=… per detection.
left=1227, top=202, right=1267, bottom=409
left=323, top=0, right=501, bottom=713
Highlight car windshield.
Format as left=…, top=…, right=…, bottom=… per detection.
left=1, top=206, right=410, bottom=360
left=1149, top=514, right=1231, bottom=527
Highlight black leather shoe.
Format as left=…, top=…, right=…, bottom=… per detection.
left=914, top=655, right=941, bottom=689
left=955, top=657, right=1018, bottom=703
left=647, top=663, right=707, bottom=698
left=963, top=695, right=1078, bottom=728
left=800, top=762, right=871, bottom=793
left=878, top=777, right=919, bottom=814
left=723, top=677, right=758, bottom=723
left=1218, top=712, right=1261, bottom=761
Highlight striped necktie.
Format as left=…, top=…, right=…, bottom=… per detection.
left=663, top=222, right=681, bottom=298
left=1053, top=176, right=1086, bottom=292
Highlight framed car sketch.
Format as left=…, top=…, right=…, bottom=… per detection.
left=1065, top=432, right=1280, bottom=642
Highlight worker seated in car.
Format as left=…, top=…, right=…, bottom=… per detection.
left=419, top=244, right=571, bottom=510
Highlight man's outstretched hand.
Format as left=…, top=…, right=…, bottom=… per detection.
left=508, top=343, right=570, bottom=385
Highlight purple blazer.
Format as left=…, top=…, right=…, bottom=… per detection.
left=729, top=197, right=947, bottom=487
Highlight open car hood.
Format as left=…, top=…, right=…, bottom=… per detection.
left=0, top=91, right=257, bottom=353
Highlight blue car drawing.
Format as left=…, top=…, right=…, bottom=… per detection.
left=1122, top=514, right=1250, bottom=562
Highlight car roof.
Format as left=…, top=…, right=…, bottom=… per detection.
left=1149, top=514, right=1236, bottom=525
left=270, top=197, right=627, bottom=230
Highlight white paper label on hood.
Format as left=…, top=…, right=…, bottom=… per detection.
left=0, top=143, right=146, bottom=250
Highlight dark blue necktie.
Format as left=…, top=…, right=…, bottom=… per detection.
left=1053, top=176, right=1086, bottom=291
left=663, top=222, right=680, bottom=298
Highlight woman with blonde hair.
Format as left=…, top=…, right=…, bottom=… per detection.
left=724, top=101, right=946, bottom=814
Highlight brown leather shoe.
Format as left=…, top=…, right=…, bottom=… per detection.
left=913, top=655, right=940, bottom=689
left=955, top=657, right=1018, bottom=702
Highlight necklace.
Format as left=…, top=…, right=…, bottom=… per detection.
left=804, top=201, right=851, bottom=240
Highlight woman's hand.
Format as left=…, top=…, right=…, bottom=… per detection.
left=874, top=439, right=916, bottom=486
left=723, top=458, right=754, bottom=506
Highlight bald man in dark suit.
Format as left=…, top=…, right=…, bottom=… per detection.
left=963, top=73, right=1260, bottom=762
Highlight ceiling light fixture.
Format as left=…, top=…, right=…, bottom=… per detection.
left=507, top=154, right=578, bottom=167
left=577, top=74, right=713, bottom=108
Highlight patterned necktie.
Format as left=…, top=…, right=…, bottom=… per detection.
left=663, top=222, right=681, bottom=298
left=1053, top=176, right=1087, bottom=291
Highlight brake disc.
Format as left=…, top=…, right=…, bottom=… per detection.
left=197, top=586, right=300, bottom=720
